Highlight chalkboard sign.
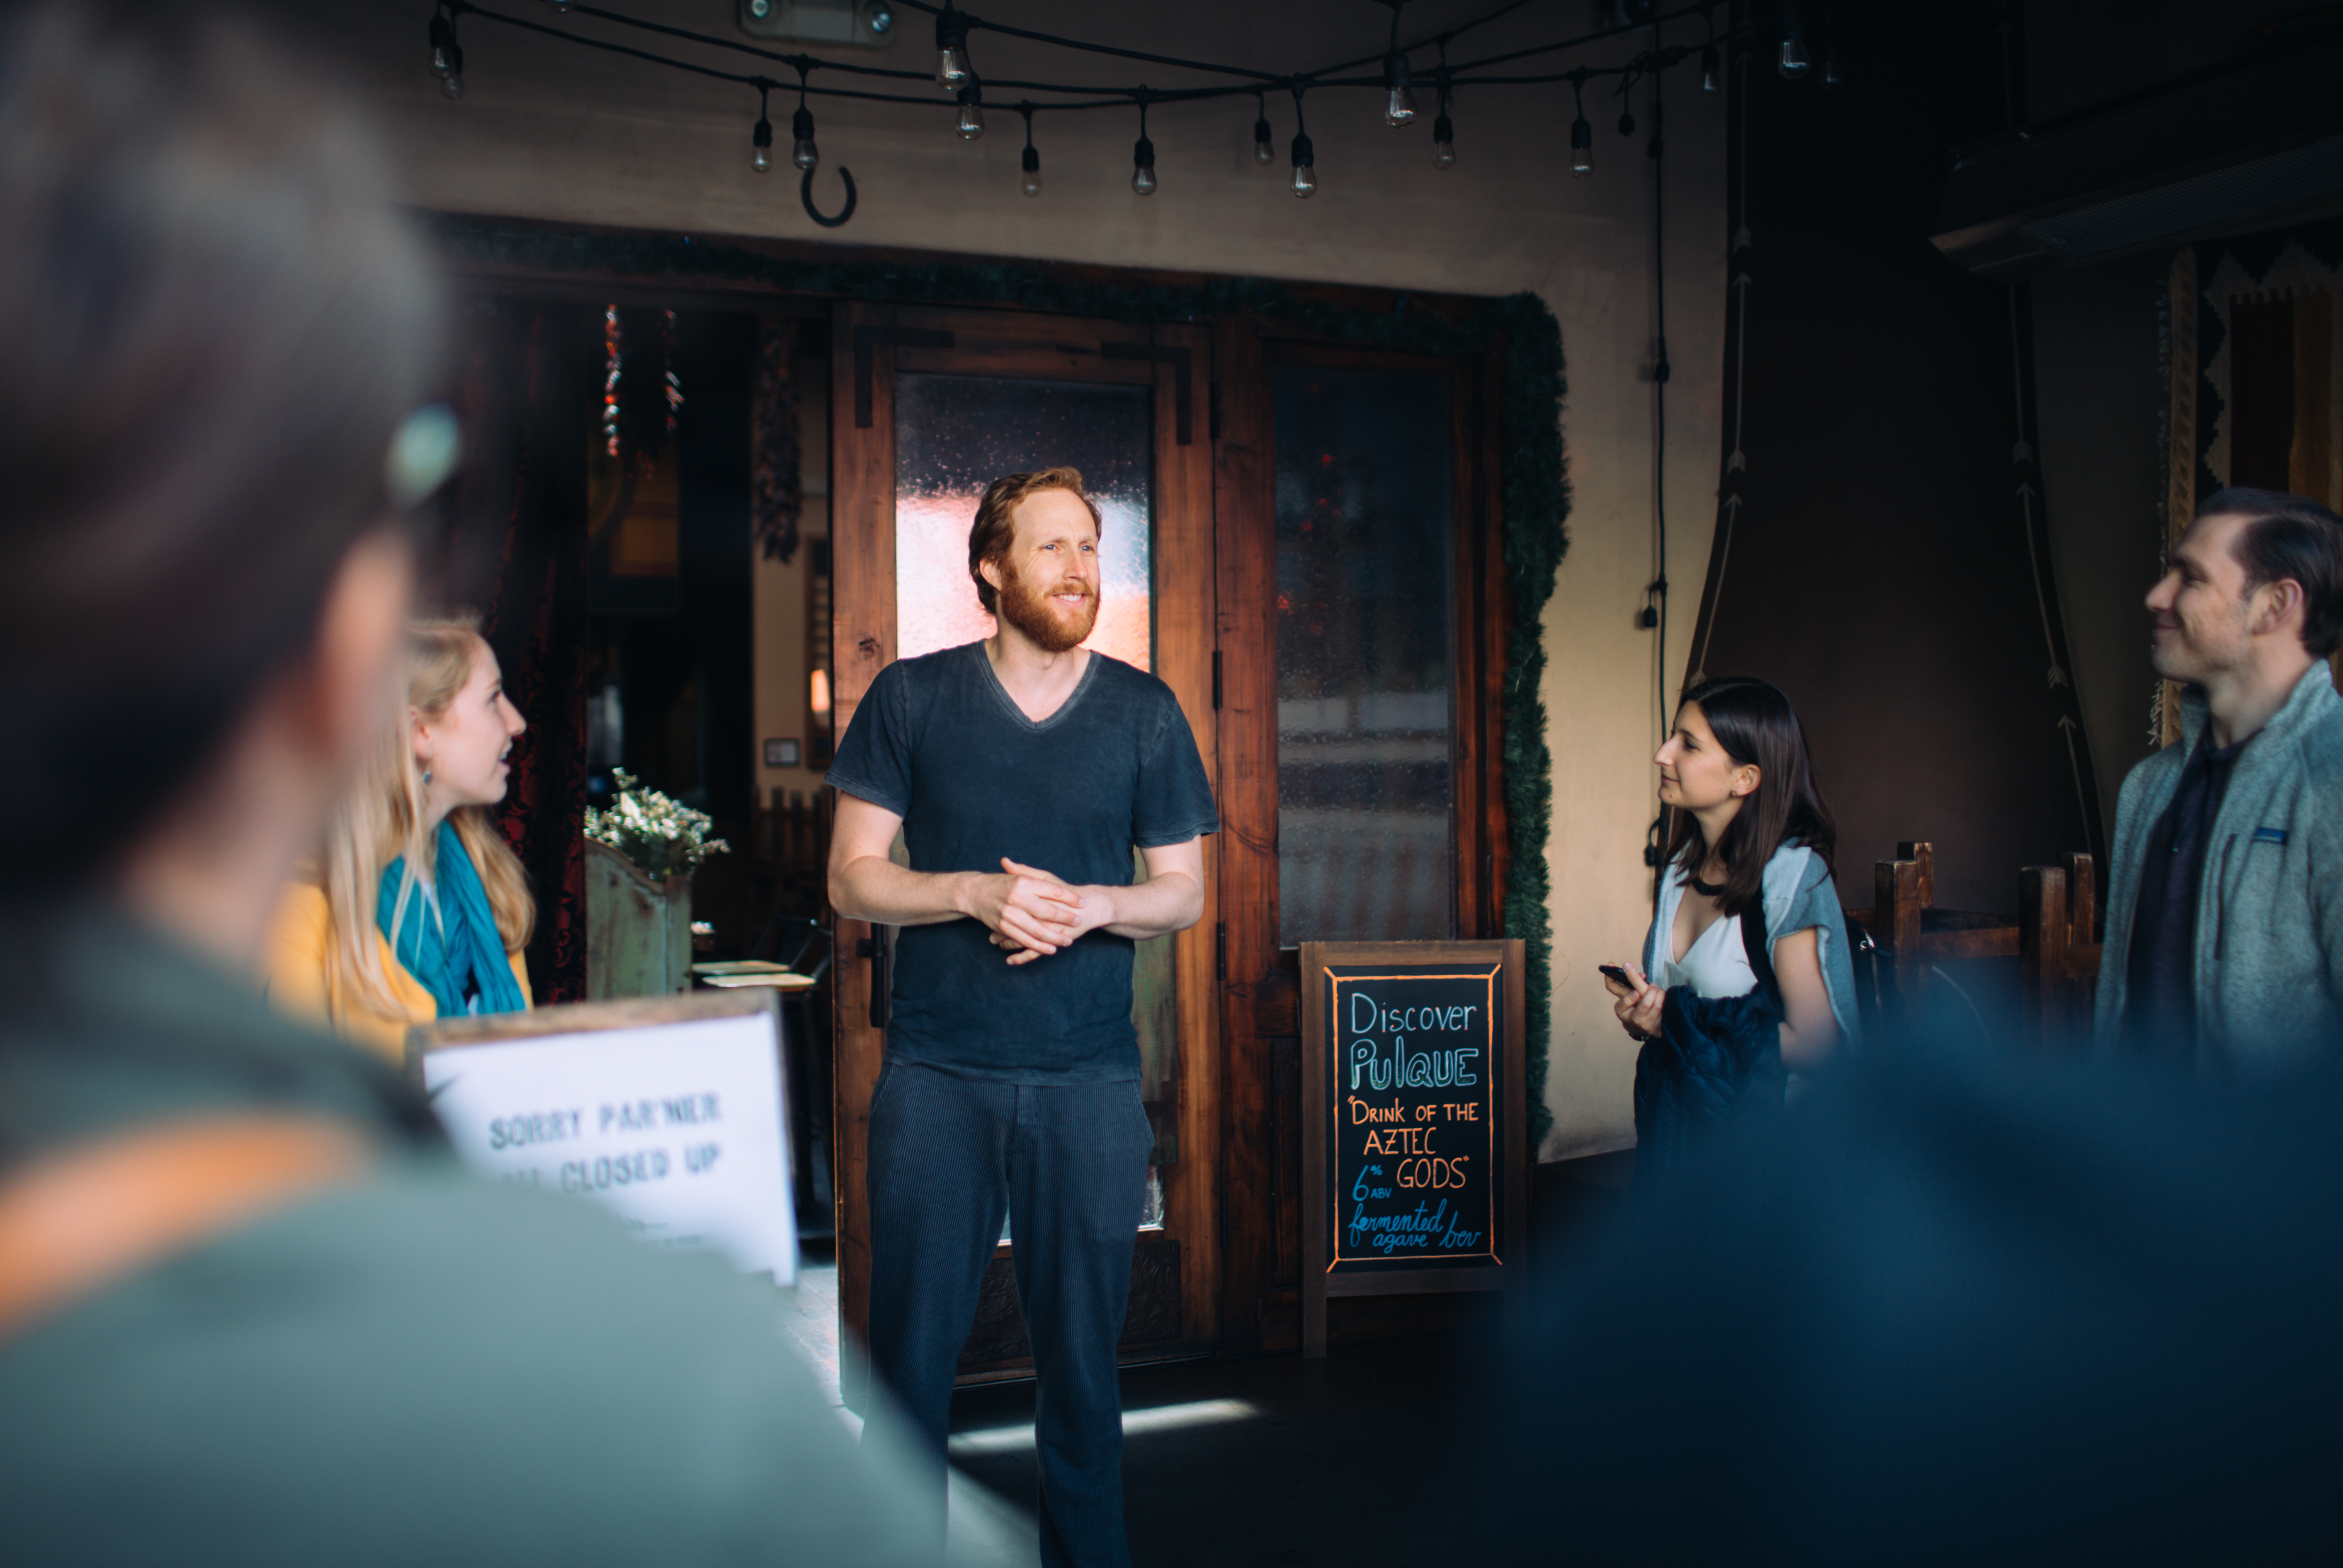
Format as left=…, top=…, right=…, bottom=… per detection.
left=1301, top=940, right=1527, bottom=1357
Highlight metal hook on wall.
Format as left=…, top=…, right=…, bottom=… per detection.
left=801, top=165, right=857, bottom=228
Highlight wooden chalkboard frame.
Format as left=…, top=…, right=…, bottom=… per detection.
left=1300, top=939, right=1527, bottom=1358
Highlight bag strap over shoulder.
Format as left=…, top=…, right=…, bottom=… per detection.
left=0, top=1114, right=370, bottom=1347
left=1740, top=884, right=1781, bottom=1005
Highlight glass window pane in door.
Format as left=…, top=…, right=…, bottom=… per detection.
left=893, top=374, right=1151, bottom=670
left=1274, top=366, right=1455, bottom=945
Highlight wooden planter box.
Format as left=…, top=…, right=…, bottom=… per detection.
left=584, top=838, right=693, bottom=999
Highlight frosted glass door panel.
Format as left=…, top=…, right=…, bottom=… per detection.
left=1274, top=366, right=1456, bottom=945
left=894, top=374, right=1152, bottom=671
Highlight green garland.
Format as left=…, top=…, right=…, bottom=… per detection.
left=429, top=213, right=1569, bottom=1147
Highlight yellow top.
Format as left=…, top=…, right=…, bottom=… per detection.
left=261, top=881, right=533, bottom=1063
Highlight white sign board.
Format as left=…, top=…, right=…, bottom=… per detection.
left=422, top=1011, right=797, bottom=1284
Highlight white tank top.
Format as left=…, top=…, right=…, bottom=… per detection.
left=1664, top=911, right=1759, bottom=1000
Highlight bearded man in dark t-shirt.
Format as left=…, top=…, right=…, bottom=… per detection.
left=825, top=466, right=1216, bottom=1568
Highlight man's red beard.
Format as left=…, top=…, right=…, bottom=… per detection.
left=997, top=558, right=1099, bottom=653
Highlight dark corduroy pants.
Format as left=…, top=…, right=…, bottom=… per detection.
left=863, top=1060, right=1153, bottom=1568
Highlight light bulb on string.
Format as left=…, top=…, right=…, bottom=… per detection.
left=1252, top=93, right=1275, bottom=164
left=428, top=12, right=464, bottom=97
left=1779, top=5, right=1811, bottom=79
left=1569, top=78, right=1592, bottom=178
left=1821, top=24, right=1844, bottom=89
left=1018, top=103, right=1041, bottom=196
left=1618, top=109, right=1636, bottom=137
left=1430, top=51, right=1454, bottom=168
left=1288, top=85, right=1315, bottom=197
left=1383, top=53, right=1418, bottom=127
left=934, top=5, right=972, bottom=92
left=1130, top=95, right=1156, bottom=196
left=791, top=105, right=817, bottom=171
left=751, top=85, right=773, bottom=173
left=542, top=0, right=573, bottom=12
left=956, top=81, right=985, bottom=141
left=1700, top=44, right=1721, bottom=93
left=790, top=66, right=818, bottom=170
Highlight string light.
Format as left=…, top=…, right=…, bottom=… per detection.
left=1383, top=52, right=1418, bottom=127
left=792, top=80, right=819, bottom=172
left=1131, top=93, right=1158, bottom=196
left=1431, top=48, right=1454, bottom=168
left=424, top=0, right=1794, bottom=214
left=1289, top=84, right=1315, bottom=198
left=751, top=85, right=773, bottom=172
left=1570, top=75, right=1592, bottom=179
left=427, top=10, right=464, bottom=101
left=1778, top=4, right=1811, bottom=79
left=934, top=4, right=972, bottom=92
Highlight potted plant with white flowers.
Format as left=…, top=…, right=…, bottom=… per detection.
left=583, top=771, right=729, bottom=998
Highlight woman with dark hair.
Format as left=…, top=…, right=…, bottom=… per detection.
left=1605, top=676, right=1860, bottom=1078
left=0, top=5, right=931, bottom=1559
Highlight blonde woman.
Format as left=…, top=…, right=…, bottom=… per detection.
left=266, top=614, right=534, bottom=1057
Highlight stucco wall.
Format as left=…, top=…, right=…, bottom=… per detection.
left=295, top=0, right=1729, bottom=1160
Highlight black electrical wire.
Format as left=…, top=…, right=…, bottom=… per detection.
left=1648, top=51, right=1671, bottom=749
left=890, top=0, right=1288, bottom=83
left=445, top=0, right=1748, bottom=130
left=1311, top=0, right=1542, bottom=79
left=557, top=0, right=1190, bottom=99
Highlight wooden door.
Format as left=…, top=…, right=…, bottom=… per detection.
left=1212, top=323, right=1508, bottom=1354
left=828, top=302, right=1218, bottom=1395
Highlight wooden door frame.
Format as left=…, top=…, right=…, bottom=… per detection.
left=1211, top=319, right=1511, bottom=1356
left=828, top=301, right=1220, bottom=1398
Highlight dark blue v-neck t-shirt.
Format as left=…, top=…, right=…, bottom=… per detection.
left=824, top=643, right=1218, bottom=1083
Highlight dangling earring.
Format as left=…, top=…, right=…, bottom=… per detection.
left=421, top=765, right=433, bottom=786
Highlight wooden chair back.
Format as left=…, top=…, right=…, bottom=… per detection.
left=2018, top=853, right=2101, bottom=1045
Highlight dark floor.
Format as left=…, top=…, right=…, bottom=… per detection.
left=922, top=1151, right=1634, bottom=1567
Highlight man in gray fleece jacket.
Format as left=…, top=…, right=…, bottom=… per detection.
left=2098, top=488, right=2343, bottom=1069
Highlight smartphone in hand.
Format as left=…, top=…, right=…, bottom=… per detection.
left=1598, top=964, right=1632, bottom=987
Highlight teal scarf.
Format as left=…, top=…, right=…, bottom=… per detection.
left=378, top=819, right=528, bottom=1019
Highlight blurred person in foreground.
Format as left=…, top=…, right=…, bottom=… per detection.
left=2100, top=488, right=2343, bottom=1064
left=0, top=7, right=935, bottom=1563
left=1478, top=1037, right=2343, bottom=1563
left=265, top=614, right=534, bottom=1061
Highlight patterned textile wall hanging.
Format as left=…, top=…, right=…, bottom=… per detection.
left=2171, top=221, right=2343, bottom=743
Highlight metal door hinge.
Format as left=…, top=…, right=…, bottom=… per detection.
left=1216, top=920, right=1227, bottom=981
left=1212, top=649, right=1223, bottom=710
